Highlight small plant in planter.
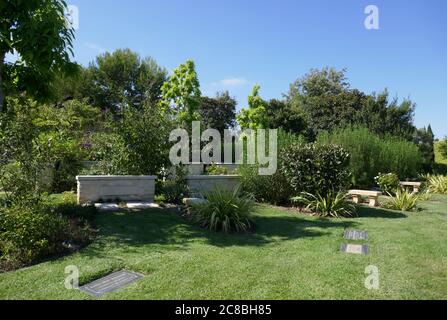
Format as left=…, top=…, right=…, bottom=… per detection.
left=291, top=191, right=356, bottom=218
left=190, top=188, right=255, bottom=233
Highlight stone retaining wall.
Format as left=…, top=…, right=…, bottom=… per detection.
left=186, top=175, right=241, bottom=197
left=76, top=175, right=156, bottom=204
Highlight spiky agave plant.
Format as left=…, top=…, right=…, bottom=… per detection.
left=426, top=175, right=447, bottom=194
left=291, top=191, right=356, bottom=218
left=191, top=187, right=255, bottom=233
left=383, top=189, right=420, bottom=212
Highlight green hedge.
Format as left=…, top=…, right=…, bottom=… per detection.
left=318, top=127, right=422, bottom=188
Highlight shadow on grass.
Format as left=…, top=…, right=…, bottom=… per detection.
left=356, top=206, right=407, bottom=219
left=83, top=207, right=358, bottom=254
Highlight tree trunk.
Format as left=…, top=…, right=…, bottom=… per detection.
left=0, top=52, right=5, bottom=113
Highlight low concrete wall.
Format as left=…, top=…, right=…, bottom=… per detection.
left=76, top=175, right=156, bottom=204
left=186, top=175, right=241, bottom=197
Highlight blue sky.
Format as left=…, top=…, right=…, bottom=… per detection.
left=68, top=0, right=446, bottom=137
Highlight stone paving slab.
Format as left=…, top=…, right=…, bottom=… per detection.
left=80, top=270, right=143, bottom=297
left=126, top=202, right=160, bottom=209
left=94, top=203, right=120, bottom=211
left=340, top=243, right=369, bottom=255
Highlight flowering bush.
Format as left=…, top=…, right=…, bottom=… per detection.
left=375, top=173, right=400, bottom=195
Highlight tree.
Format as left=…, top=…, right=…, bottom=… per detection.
left=287, top=68, right=416, bottom=140
left=198, top=91, right=236, bottom=133
left=69, top=49, right=167, bottom=111
left=0, top=0, right=77, bottom=112
left=413, top=125, right=435, bottom=173
left=160, top=59, right=201, bottom=127
left=90, top=101, right=171, bottom=175
left=265, top=98, right=308, bottom=135
left=237, top=85, right=269, bottom=129
left=359, top=91, right=416, bottom=141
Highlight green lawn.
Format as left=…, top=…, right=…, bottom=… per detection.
left=1, top=195, right=447, bottom=300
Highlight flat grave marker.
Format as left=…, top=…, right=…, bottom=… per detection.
left=80, top=270, right=143, bottom=297
left=340, top=244, right=369, bottom=255
left=343, top=229, right=368, bottom=241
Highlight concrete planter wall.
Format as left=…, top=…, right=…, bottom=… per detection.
left=186, top=175, right=241, bottom=197
left=76, top=175, right=156, bottom=204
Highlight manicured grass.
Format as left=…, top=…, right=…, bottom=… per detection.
left=1, top=196, right=447, bottom=299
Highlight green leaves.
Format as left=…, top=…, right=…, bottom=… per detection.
left=383, top=189, right=420, bottom=212
left=237, top=85, right=269, bottom=129
left=191, top=188, right=254, bottom=233
left=1, top=0, right=77, bottom=108
left=161, top=59, right=201, bottom=127
left=291, top=191, right=356, bottom=218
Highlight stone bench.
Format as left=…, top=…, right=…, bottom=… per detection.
left=348, top=190, right=382, bottom=207
left=400, top=181, right=421, bottom=194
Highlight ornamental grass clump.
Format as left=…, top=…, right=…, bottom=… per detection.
left=426, top=175, right=447, bottom=194
left=191, top=188, right=255, bottom=233
left=383, top=189, right=420, bottom=212
left=291, top=191, right=356, bottom=218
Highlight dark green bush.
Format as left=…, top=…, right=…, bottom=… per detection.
left=238, top=130, right=304, bottom=205
left=0, top=192, right=97, bottom=270
left=0, top=203, right=69, bottom=266
left=238, top=164, right=293, bottom=205
left=318, top=127, right=422, bottom=188
left=280, top=143, right=351, bottom=196
left=159, top=165, right=189, bottom=204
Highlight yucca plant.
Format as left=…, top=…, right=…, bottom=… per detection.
left=291, top=191, right=356, bottom=218
left=383, top=189, right=420, bottom=212
left=191, top=187, right=255, bottom=233
left=426, top=175, right=447, bottom=194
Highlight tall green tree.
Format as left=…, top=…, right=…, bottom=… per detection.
left=287, top=68, right=416, bottom=140
left=265, top=98, right=308, bottom=135
left=160, top=59, right=201, bottom=127
left=413, top=125, right=435, bottom=173
left=237, top=85, right=269, bottom=129
left=75, top=49, right=167, bottom=110
left=0, top=0, right=77, bottom=111
left=198, top=91, right=236, bottom=133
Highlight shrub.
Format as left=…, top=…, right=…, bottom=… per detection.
left=43, top=192, right=97, bottom=222
left=160, top=165, right=189, bottom=204
left=88, top=104, right=171, bottom=175
left=426, top=175, right=447, bottom=194
left=238, top=130, right=305, bottom=205
left=0, top=203, right=69, bottom=266
left=280, top=143, right=351, bottom=196
left=383, top=189, right=420, bottom=212
left=238, top=164, right=293, bottom=205
left=206, top=164, right=232, bottom=175
left=291, top=191, right=356, bottom=218
left=318, top=127, right=422, bottom=188
left=191, top=188, right=255, bottom=233
left=375, top=173, right=400, bottom=195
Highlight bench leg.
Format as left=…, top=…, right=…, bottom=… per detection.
left=352, top=195, right=362, bottom=204
left=413, top=187, right=419, bottom=194
left=368, top=196, right=379, bottom=207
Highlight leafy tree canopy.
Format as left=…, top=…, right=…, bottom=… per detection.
left=58, top=49, right=167, bottom=111
left=237, top=85, right=269, bottom=129
left=0, top=0, right=77, bottom=111
left=160, top=59, right=201, bottom=127
left=198, top=91, right=236, bottom=133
